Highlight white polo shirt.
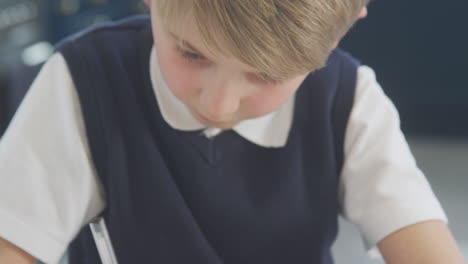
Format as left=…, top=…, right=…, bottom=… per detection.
left=0, top=49, right=447, bottom=264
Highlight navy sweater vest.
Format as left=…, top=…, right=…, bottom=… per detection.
left=56, top=15, right=359, bottom=264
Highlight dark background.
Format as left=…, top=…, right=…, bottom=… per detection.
left=1, top=0, right=467, bottom=137
left=340, top=0, right=468, bottom=137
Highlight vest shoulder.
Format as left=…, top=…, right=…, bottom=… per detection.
left=55, top=15, right=152, bottom=51
left=303, top=48, right=360, bottom=85
left=328, top=48, right=361, bottom=68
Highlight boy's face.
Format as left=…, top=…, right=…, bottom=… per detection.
left=145, top=1, right=367, bottom=130
left=146, top=1, right=307, bottom=129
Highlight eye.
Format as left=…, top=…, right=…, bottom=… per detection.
left=248, top=73, right=281, bottom=85
left=176, top=46, right=205, bottom=62
left=260, top=75, right=281, bottom=84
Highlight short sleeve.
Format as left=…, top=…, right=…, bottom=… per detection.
left=0, top=54, right=105, bottom=264
left=338, top=65, right=447, bottom=251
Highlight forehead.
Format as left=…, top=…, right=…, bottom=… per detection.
left=162, top=21, right=266, bottom=74
left=154, top=4, right=218, bottom=54
left=152, top=2, right=268, bottom=71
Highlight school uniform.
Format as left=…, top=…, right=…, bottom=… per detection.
left=0, top=16, right=446, bottom=264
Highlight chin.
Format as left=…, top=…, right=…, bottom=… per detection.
left=216, top=123, right=237, bottom=130
left=206, top=121, right=238, bottom=130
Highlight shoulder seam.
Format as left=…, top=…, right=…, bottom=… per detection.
left=55, top=15, right=150, bottom=50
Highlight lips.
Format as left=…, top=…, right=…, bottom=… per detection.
left=197, top=113, right=226, bottom=124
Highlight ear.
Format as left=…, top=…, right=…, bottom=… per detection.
left=358, top=7, right=368, bottom=19
left=332, top=7, right=368, bottom=49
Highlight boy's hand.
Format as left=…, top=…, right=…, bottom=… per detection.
left=0, top=237, right=35, bottom=264
left=378, top=220, right=466, bottom=264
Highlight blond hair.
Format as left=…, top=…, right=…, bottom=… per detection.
left=155, top=0, right=369, bottom=80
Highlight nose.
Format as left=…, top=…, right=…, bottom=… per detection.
left=199, top=79, right=240, bottom=120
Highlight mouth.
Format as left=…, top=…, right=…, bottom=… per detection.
left=195, top=112, right=227, bottom=125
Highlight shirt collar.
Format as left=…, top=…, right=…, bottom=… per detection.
left=149, top=47, right=294, bottom=148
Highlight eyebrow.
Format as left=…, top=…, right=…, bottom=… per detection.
left=168, top=32, right=206, bottom=56
left=167, top=31, right=279, bottom=79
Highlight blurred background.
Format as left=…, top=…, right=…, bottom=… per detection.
left=0, top=0, right=466, bottom=263
left=0, top=0, right=148, bottom=133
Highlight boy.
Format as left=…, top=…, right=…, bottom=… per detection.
left=0, top=0, right=465, bottom=263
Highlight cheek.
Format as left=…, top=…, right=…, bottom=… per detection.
left=157, top=49, right=199, bottom=101
left=243, top=83, right=299, bottom=118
